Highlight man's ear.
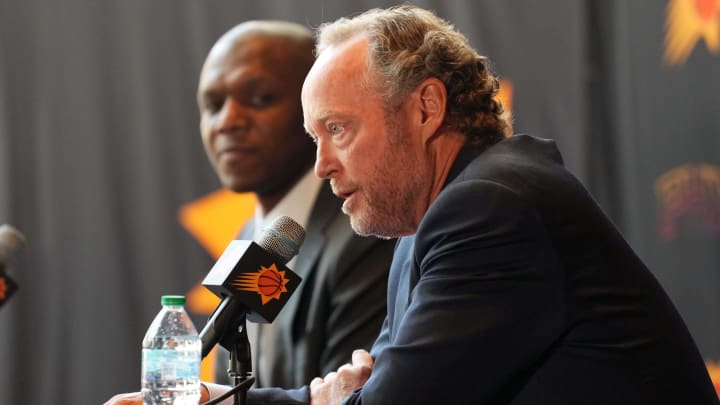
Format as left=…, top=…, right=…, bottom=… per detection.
left=416, top=78, right=447, bottom=143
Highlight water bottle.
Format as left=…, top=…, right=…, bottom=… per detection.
left=141, top=295, right=201, bottom=405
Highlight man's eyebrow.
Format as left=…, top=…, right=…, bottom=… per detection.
left=197, top=88, right=215, bottom=101
left=303, top=111, right=333, bottom=136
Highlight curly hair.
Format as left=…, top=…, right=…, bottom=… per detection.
left=316, top=5, right=511, bottom=149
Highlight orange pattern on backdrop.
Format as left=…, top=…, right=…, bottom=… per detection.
left=664, top=0, right=720, bottom=66
left=662, top=1, right=720, bottom=395
left=706, top=360, right=720, bottom=397
left=178, top=188, right=257, bottom=381
left=0, top=277, right=7, bottom=300
left=497, top=79, right=514, bottom=136
left=654, top=163, right=720, bottom=241
left=497, top=79, right=513, bottom=112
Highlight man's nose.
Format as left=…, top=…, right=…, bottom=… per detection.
left=314, top=138, right=339, bottom=179
left=216, top=98, right=248, bottom=132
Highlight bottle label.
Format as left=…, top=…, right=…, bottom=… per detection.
left=142, top=348, right=200, bottom=380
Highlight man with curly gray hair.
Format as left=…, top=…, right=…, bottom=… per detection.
left=302, top=5, right=716, bottom=405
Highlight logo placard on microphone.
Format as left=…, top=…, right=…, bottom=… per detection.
left=202, top=240, right=301, bottom=323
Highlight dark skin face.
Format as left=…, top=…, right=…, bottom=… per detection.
left=197, top=31, right=316, bottom=213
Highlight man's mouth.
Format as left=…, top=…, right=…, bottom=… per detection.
left=217, top=146, right=253, bottom=161
left=332, top=186, right=356, bottom=200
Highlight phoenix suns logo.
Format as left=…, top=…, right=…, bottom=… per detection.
left=655, top=163, right=720, bottom=240
left=231, top=264, right=290, bottom=304
left=664, top=0, right=720, bottom=65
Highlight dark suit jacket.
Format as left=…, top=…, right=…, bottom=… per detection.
left=216, top=181, right=395, bottom=389
left=342, top=134, right=718, bottom=404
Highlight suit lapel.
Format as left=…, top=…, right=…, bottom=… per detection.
left=388, top=236, right=417, bottom=340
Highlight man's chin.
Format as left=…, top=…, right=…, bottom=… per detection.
left=344, top=209, right=372, bottom=237
left=349, top=221, right=377, bottom=238
left=221, top=176, right=261, bottom=194
left=347, top=215, right=396, bottom=240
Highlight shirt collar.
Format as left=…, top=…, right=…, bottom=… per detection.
left=253, top=169, right=323, bottom=240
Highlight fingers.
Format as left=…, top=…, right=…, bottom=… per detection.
left=310, top=376, right=324, bottom=387
left=310, top=375, right=331, bottom=405
left=352, top=349, right=373, bottom=369
left=103, top=392, right=142, bottom=405
left=309, top=351, right=374, bottom=405
left=323, top=371, right=338, bottom=383
left=336, top=363, right=353, bottom=373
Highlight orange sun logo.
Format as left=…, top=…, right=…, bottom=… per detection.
left=231, top=264, right=290, bottom=304
left=664, top=0, right=720, bottom=65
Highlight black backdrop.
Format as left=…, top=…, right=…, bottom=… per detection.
left=0, top=1, right=717, bottom=403
left=594, top=0, right=720, bottom=364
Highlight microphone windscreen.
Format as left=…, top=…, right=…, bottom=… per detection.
left=257, top=215, right=305, bottom=264
left=0, top=224, right=26, bottom=265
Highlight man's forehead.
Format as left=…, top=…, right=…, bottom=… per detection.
left=316, top=35, right=368, bottom=72
left=304, top=37, right=369, bottom=95
left=208, top=38, right=285, bottom=70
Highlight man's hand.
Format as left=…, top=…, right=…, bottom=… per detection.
left=103, top=392, right=142, bottom=405
left=104, top=384, right=210, bottom=405
left=310, top=349, right=373, bottom=405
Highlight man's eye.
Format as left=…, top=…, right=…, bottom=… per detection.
left=329, top=123, right=344, bottom=135
left=203, top=98, right=223, bottom=113
left=250, top=94, right=275, bottom=108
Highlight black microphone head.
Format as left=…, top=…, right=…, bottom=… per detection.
left=0, top=224, right=26, bottom=265
left=257, top=215, right=306, bottom=264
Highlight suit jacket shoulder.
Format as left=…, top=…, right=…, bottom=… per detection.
left=352, top=135, right=717, bottom=404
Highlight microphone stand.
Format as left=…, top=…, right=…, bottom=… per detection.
left=226, top=314, right=252, bottom=405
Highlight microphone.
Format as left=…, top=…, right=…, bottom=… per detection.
left=0, top=224, right=27, bottom=309
left=199, top=215, right=305, bottom=358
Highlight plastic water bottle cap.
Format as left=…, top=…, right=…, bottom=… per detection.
left=161, top=295, right=186, bottom=306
